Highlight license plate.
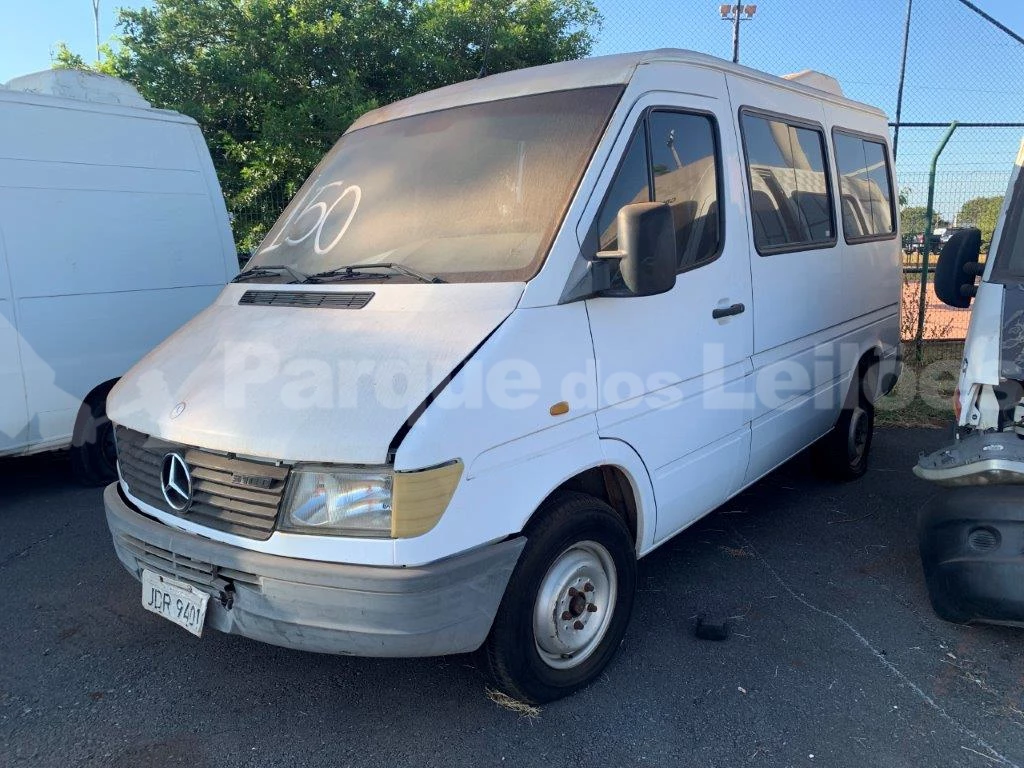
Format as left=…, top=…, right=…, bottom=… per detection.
left=141, top=569, right=209, bottom=637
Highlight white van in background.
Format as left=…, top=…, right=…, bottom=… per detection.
left=102, top=50, right=901, bottom=703
left=0, top=69, right=237, bottom=484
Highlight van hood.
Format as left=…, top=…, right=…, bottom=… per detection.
left=108, top=282, right=523, bottom=465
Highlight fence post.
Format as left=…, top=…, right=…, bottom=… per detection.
left=914, top=121, right=958, bottom=360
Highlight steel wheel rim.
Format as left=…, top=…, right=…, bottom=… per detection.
left=533, top=540, right=617, bottom=670
left=848, top=406, right=869, bottom=464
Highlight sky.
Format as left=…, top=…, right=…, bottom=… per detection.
left=1, top=0, right=1022, bottom=213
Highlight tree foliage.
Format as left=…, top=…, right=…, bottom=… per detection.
left=900, top=205, right=949, bottom=236
left=957, top=195, right=1003, bottom=249
left=61, top=0, right=600, bottom=252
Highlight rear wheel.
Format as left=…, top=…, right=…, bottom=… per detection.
left=481, top=492, right=636, bottom=704
left=70, top=385, right=117, bottom=487
left=812, top=369, right=875, bottom=481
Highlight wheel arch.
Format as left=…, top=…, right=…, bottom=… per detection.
left=523, top=440, right=657, bottom=556
left=71, top=377, right=120, bottom=448
left=856, top=345, right=884, bottom=405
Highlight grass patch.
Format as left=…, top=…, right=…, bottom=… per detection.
left=484, top=688, right=542, bottom=719
left=875, top=342, right=962, bottom=429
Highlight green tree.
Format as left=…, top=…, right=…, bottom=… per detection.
left=900, top=205, right=948, bottom=236
left=957, top=195, right=1003, bottom=250
left=61, top=0, right=599, bottom=252
left=52, top=41, right=88, bottom=70
left=52, top=40, right=120, bottom=75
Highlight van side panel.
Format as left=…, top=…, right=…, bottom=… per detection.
left=822, top=104, right=902, bottom=338
left=0, top=99, right=231, bottom=451
left=578, top=69, right=756, bottom=545
left=726, top=75, right=898, bottom=484
left=726, top=77, right=846, bottom=357
left=187, top=124, right=241, bottom=280
left=0, top=226, right=28, bottom=452
left=16, top=288, right=218, bottom=448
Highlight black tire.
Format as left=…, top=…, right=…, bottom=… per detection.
left=480, top=492, right=637, bottom=704
left=811, top=369, right=875, bottom=481
left=70, top=385, right=118, bottom=487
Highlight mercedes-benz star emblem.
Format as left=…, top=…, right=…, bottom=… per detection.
left=160, top=452, right=193, bottom=512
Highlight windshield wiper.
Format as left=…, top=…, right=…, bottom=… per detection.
left=232, top=265, right=309, bottom=284
left=307, top=263, right=446, bottom=284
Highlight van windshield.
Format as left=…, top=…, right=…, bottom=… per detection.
left=246, top=86, right=623, bottom=283
left=990, top=162, right=1024, bottom=283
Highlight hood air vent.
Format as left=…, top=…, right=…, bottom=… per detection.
left=239, top=290, right=374, bottom=309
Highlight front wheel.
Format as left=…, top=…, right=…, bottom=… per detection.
left=480, top=492, right=636, bottom=704
left=70, top=387, right=117, bottom=487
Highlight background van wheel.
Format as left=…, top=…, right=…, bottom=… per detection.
left=480, top=492, right=637, bottom=704
left=812, top=371, right=875, bottom=481
left=70, top=383, right=118, bottom=487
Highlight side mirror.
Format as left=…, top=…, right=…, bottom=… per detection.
left=597, top=202, right=677, bottom=297
left=933, top=227, right=982, bottom=309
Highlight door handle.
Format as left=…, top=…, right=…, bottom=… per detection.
left=712, top=302, right=745, bottom=320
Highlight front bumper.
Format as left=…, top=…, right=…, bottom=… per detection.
left=104, top=483, right=525, bottom=656
left=919, top=486, right=1024, bottom=626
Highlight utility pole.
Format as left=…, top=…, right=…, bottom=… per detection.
left=92, top=0, right=101, bottom=61
left=720, top=4, right=758, bottom=64
left=892, top=0, right=913, bottom=160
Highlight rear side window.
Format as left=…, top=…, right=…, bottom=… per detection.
left=740, top=111, right=835, bottom=254
left=832, top=130, right=896, bottom=241
left=597, top=110, right=723, bottom=273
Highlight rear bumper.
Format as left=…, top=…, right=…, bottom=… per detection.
left=104, top=483, right=525, bottom=656
left=919, top=486, right=1024, bottom=626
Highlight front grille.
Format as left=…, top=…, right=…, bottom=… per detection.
left=118, top=533, right=262, bottom=593
left=239, top=290, right=374, bottom=309
left=115, top=426, right=289, bottom=541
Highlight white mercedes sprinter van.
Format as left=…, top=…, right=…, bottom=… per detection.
left=103, top=50, right=901, bottom=703
left=0, top=69, right=236, bottom=484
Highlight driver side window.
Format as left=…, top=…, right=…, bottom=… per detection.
left=597, top=110, right=723, bottom=274
left=597, top=128, right=650, bottom=253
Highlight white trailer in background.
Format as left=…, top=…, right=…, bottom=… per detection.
left=0, top=69, right=236, bottom=484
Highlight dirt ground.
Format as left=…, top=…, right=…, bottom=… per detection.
left=902, top=277, right=972, bottom=340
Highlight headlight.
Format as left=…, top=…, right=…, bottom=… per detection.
left=280, top=466, right=394, bottom=537
left=279, top=460, right=463, bottom=539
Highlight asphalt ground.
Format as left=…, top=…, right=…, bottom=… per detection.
left=2, top=427, right=1023, bottom=768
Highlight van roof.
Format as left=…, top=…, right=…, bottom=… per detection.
left=348, top=49, right=885, bottom=134
left=3, top=69, right=151, bottom=108
left=0, top=69, right=198, bottom=126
